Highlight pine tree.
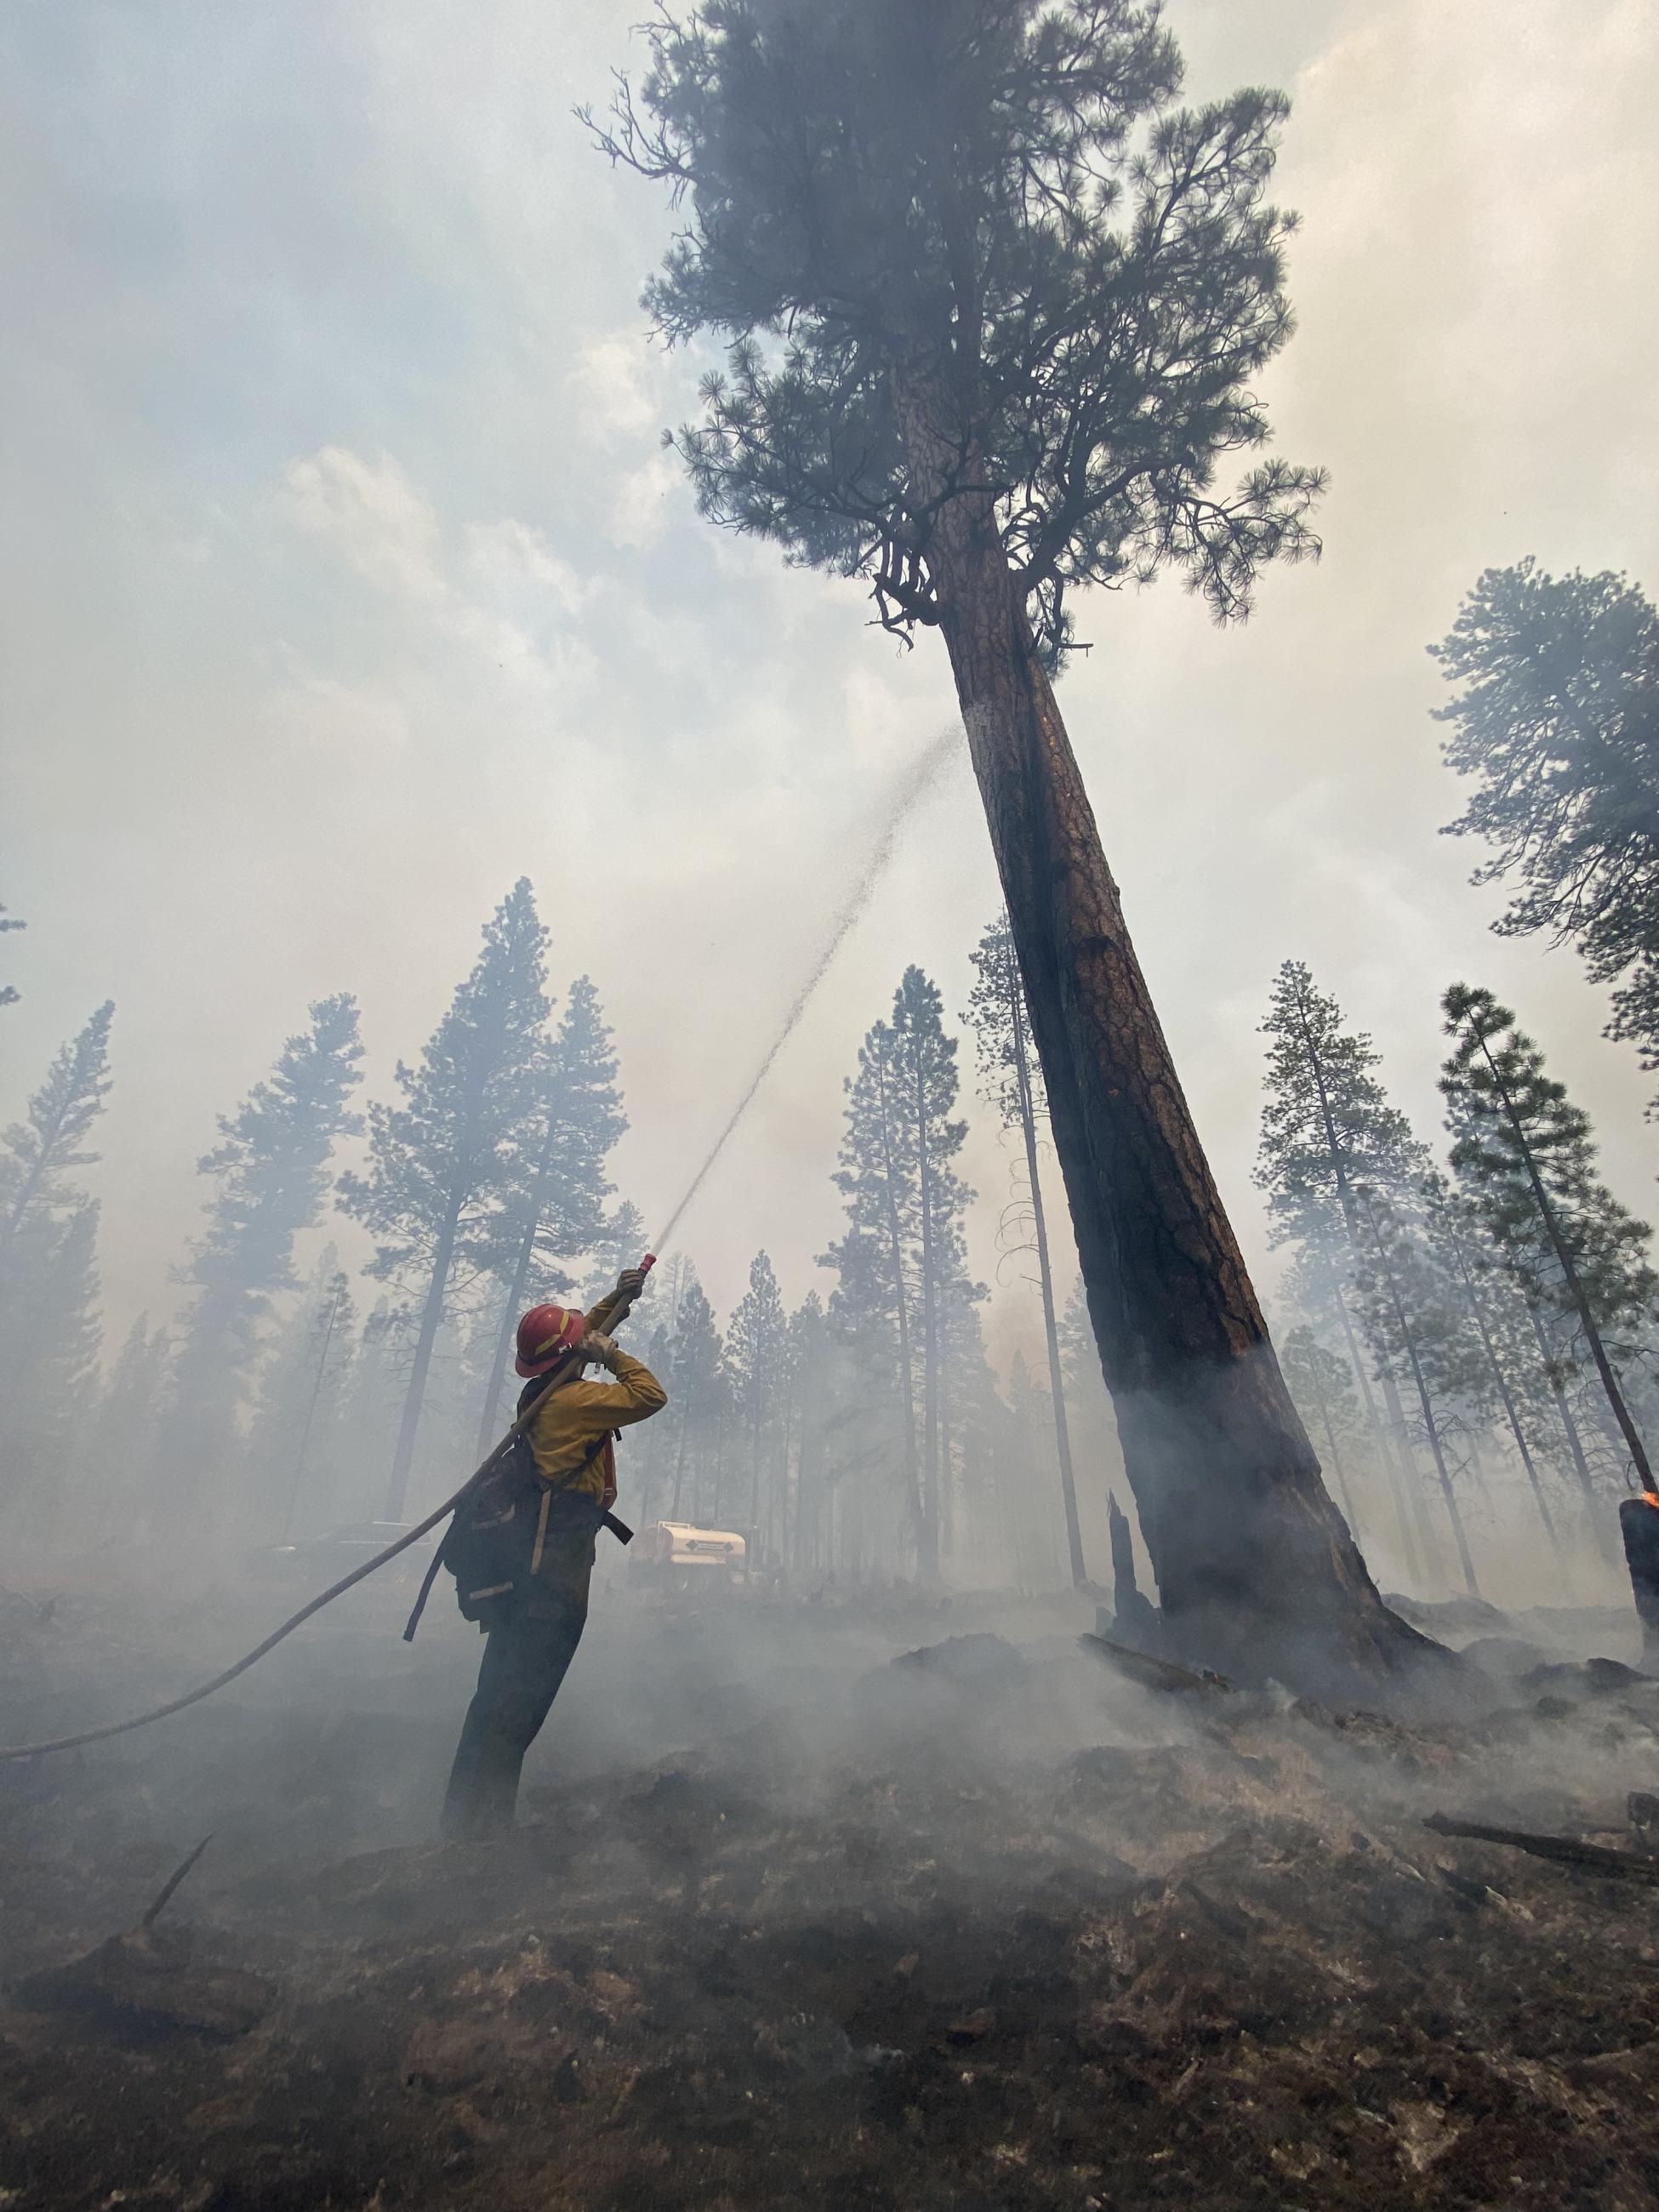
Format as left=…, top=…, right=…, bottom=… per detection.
left=252, top=1256, right=356, bottom=1541
left=891, top=966, right=976, bottom=1577
left=584, top=1201, right=651, bottom=1307
left=88, top=1314, right=171, bottom=1528
left=823, top=1018, right=925, bottom=1565
left=1, top=899, right=26, bottom=1008
left=1423, top=1173, right=1565, bottom=1559
left=1434, top=562, right=1659, bottom=1109
left=1006, top=1347, right=1068, bottom=1590
left=1279, top=1327, right=1365, bottom=1532
left=0, top=1001, right=114, bottom=1265
left=160, top=994, right=362, bottom=1516
left=588, top=3, right=1411, bottom=1686
left=0, top=1200, right=100, bottom=1508
left=1441, top=983, right=1657, bottom=1500
left=664, top=1277, right=725, bottom=1522
left=942, top=1299, right=1020, bottom=1588
left=340, top=882, right=548, bottom=1516
left=822, top=969, right=977, bottom=1579
left=0, top=1005, right=113, bottom=1504
left=1350, top=1187, right=1483, bottom=1597
left=966, top=910, right=1086, bottom=1584
left=333, top=1302, right=408, bottom=1525
left=1256, top=961, right=1440, bottom=1576
left=472, top=972, right=627, bottom=1451
left=785, top=1291, right=835, bottom=1576
left=727, top=1251, right=789, bottom=1558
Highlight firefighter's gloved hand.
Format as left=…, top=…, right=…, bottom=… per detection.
left=581, top=1331, right=620, bottom=1369
left=616, top=1268, right=649, bottom=1303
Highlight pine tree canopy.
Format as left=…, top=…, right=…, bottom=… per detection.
left=191, top=994, right=363, bottom=1301
left=0, top=1001, right=114, bottom=1257
left=964, top=910, right=1046, bottom=1127
left=590, top=0, right=1323, bottom=663
left=1255, top=961, right=1422, bottom=1245
left=531, top=974, right=627, bottom=1264
left=1440, top=983, right=1656, bottom=1339
left=1434, top=562, right=1659, bottom=1090
left=340, top=881, right=549, bottom=1290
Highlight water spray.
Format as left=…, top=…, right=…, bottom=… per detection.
left=0, top=727, right=959, bottom=1761
left=650, top=723, right=957, bottom=1254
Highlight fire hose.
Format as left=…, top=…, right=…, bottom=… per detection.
left=0, top=1257, right=657, bottom=1763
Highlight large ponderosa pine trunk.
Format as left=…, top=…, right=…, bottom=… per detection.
left=894, top=373, right=1433, bottom=1691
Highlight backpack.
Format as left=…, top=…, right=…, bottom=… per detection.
left=402, top=1375, right=627, bottom=1640
left=443, top=1425, right=613, bottom=1626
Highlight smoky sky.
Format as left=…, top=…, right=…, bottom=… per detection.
left=3, top=0, right=1656, bottom=1366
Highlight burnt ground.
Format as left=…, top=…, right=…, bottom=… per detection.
left=4, top=1575, right=1659, bottom=2210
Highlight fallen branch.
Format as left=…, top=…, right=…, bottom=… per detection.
left=142, top=1835, right=213, bottom=1929
left=1424, top=1811, right=1659, bottom=1885
left=1078, top=1633, right=1232, bottom=1697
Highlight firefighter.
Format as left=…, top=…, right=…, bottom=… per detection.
left=441, top=1268, right=666, bottom=1839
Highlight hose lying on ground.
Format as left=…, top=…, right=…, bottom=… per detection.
left=0, top=1268, right=652, bottom=1763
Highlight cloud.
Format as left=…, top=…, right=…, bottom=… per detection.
left=567, top=331, right=661, bottom=440
left=278, top=448, right=446, bottom=604
left=608, top=448, right=681, bottom=550
left=278, top=446, right=602, bottom=706
left=265, top=671, right=413, bottom=755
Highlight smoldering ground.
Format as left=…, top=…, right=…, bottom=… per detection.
left=7, top=1568, right=1659, bottom=2210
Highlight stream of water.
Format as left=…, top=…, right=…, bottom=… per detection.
left=650, top=722, right=961, bottom=1254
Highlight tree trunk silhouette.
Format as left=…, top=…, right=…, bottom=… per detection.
left=385, top=1193, right=460, bottom=1520
left=1356, top=1193, right=1479, bottom=1600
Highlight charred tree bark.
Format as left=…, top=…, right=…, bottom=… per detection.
left=891, top=367, right=1431, bottom=1692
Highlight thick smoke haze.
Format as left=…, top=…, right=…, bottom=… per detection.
left=3, top=0, right=1656, bottom=1398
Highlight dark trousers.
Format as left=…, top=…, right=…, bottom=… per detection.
left=1622, top=1496, right=1659, bottom=1671
left=441, top=1595, right=588, bottom=1839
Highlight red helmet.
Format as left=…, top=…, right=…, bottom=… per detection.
left=515, top=1303, right=585, bottom=1377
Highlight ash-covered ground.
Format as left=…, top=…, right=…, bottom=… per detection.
left=5, top=1566, right=1659, bottom=2211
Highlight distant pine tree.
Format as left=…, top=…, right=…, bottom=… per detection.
left=0, top=1004, right=113, bottom=1507
left=252, top=1254, right=356, bottom=1542
left=1350, top=1185, right=1485, bottom=1598
left=340, top=882, right=548, bottom=1517
left=0, top=1001, right=114, bottom=1265
left=159, top=994, right=362, bottom=1525
left=664, top=1277, right=726, bottom=1523
left=1256, top=961, right=1437, bottom=1579
left=583, top=1200, right=650, bottom=1308
left=726, top=1251, right=789, bottom=1559
left=0, top=1199, right=100, bottom=1508
left=1280, top=1326, right=1365, bottom=1531
left=89, top=1314, right=172, bottom=1530
left=965, top=911, right=1086, bottom=1585
left=473, top=972, right=627, bottom=1450
left=1442, top=983, right=1657, bottom=1502
left=823, top=969, right=978, bottom=1580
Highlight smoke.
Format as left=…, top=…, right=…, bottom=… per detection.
left=650, top=723, right=961, bottom=1253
